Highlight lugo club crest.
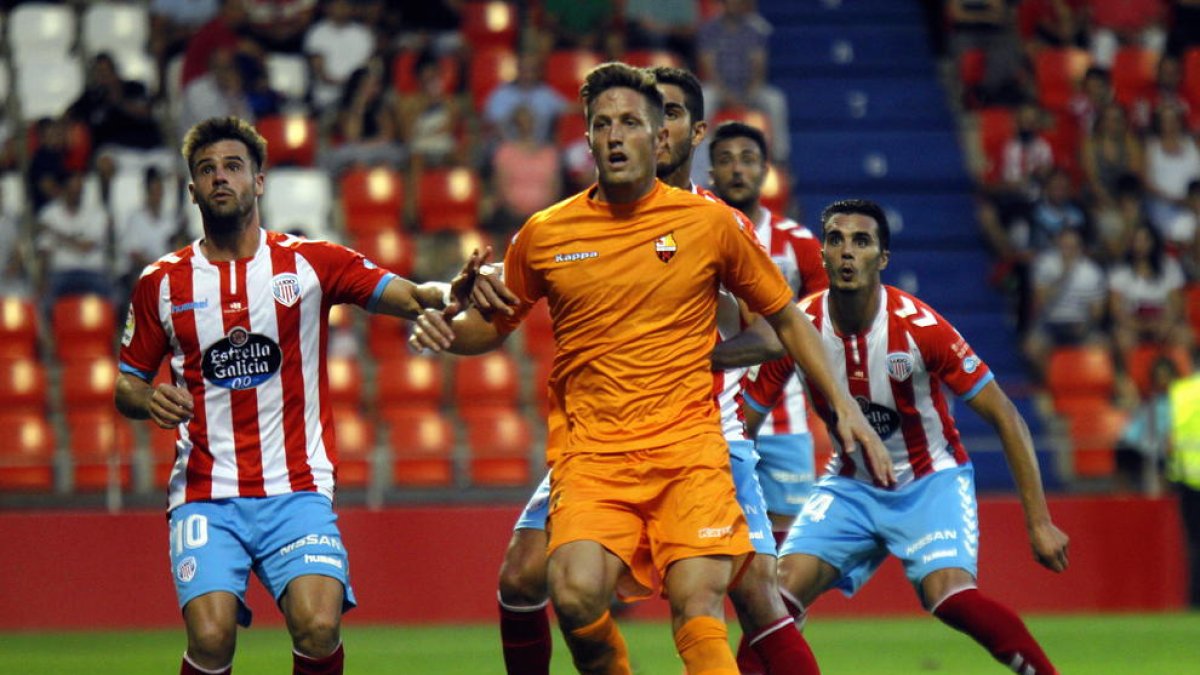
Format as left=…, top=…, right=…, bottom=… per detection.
left=202, top=327, right=282, bottom=389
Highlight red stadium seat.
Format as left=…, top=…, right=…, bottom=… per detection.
left=59, top=354, right=118, bottom=412
left=0, top=296, right=39, bottom=359
left=27, top=120, right=91, bottom=172
left=52, top=294, right=115, bottom=360
left=0, top=413, right=55, bottom=491
left=416, top=167, right=481, bottom=232
left=1034, top=48, right=1090, bottom=113
left=0, top=356, right=48, bottom=413
left=555, top=108, right=588, bottom=151
left=1046, top=346, right=1115, bottom=400
left=625, top=49, right=684, bottom=69
left=387, top=408, right=455, bottom=487
left=1187, top=283, right=1200, bottom=339
left=760, top=163, right=791, bottom=216
left=1055, top=398, right=1126, bottom=478
left=1111, top=46, right=1159, bottom=108
left=376, top=352, right=446, bottom=409
left=465, top=407, right=532, bottom=486
left=977, top=106, right=1016, bottom=185
left=1044, top=111, right=1081, bottom=183
left=148, top=422, right=180, bottom=486
left=393, top=49, right=461, bottom=95
left=67, top=410, right=134, bottom=491
left=1183, top=48, right=1200, bottom=128
left=462, top=1, right=518, bottom=51
left=326, top=356, right=364, bottom=409
left=366, top=314, right=408, bottom=359
left=340, top=167, right=405, bottom=235
left=256, top=115, right=317, bottom=167
left=453, top=351, right=520, bottom=410
left=469, top=47, right=518, bottom=111
left=353, top=229, right=414, bottom=278
left=1125, top=344, right=1192, bottom=398
left=959, top=48, right=985, bottom=90
left=545, top=49, right=603, bottom=103
left=333, top=407, right=375, bottom=488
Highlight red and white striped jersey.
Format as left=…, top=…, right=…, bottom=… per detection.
left=119, top=229, right=395, bottom=510
left=744, top=286, right=994, bottom=487
left=748, top=206, right=827, bottom=437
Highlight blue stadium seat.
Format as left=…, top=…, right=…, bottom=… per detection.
left=791, top=131, right=971, bottom=190
left=781, top=76, right=952, bottom=130
left=771, top=26, right=933, bottom=75
left=942, top=311, right=1026, bottom=378
left=761, top=0, right=925, bottom=26
left=882, top=247, right=1000, bottom=312
left=969, top=448, right=1061, bottom=492
left=798, top=193, right=979, bottom=247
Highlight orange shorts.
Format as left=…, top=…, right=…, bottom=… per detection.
left=546, top=433, right=752, bottom=600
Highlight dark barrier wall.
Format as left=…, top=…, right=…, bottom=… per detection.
left=0, top=496, right=1186, bottom=630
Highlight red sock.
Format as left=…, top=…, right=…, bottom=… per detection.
left=499, top=599, right=552, bottom=675
left=748, top=616, right=820, bottom=675
left=735, top=632, right=766, bottom=675
left=933, top=589, right=1056, bottom=675
left=180, top=653, right=231, bottom=675
left=293, top=643, right=343, bottom=675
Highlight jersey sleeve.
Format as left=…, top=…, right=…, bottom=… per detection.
left=491, top=225, right=544, bottom=335
left=118, top=268, right=170, bottom=381
left=790, top=231, right=828, bottom=296
left=741, top=356, right=796, bottom=414
left=917, top=305, right=994, bottom=401
left=717, top=207, right=793, bottom=317
left=301, top=240, right=395, bottom=310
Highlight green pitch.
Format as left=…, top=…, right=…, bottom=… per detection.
left=4, top=613, right=1198, bottom=673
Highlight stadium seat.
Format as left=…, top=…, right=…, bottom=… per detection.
left=147, top=422, right=180, bottom=486
left=353, top=229, right=414, bottom=277
left=256, top=115, right=317, bottom=167
left=387, top=408, right=455, bottom=487
left=772, top=25, right=931, bottom=73
left=1046, top=346, right=1116, bottom=400
left=0, top=357, right=47, bottom=414
left=801, top=192, right=979, bottom=247
left=59, top=354, right=119, bottom=412
left=26, top=120, right=92, bottom=173
left=51, top=294, right=116, bottom=360
left=333, top=407, right=375, bottom=488
left=0, top=413, right=56, bottom=491
left=2, top=172, right=25, bottom=218
left=8, top=3, right=75, bottom=63
left=1043, top=110, right=1081, bottom=183
left=1186, top=283, right=1200, bottom=340
left=366, top=314, right=408, bottom=358
left=67, top=410, right=134, bottom=491
left=1056, top=398, right=1126, bottom=478
left=790, top=130, right=971, bottom=191
left=340, top=167, right=405, bottom=234
left=465, top=407, right=532, bottom=486
left=393, top=49, right=460, bottom=95
left=625, top=50, right=683, bottom=69
left=977, top=106, right=1015, bottom=185
left=375, top=352, right=446, bottom=408
left=109, top=168, right=180, bottom=241
left=266, top=53, right=310, bottom=103
left=453, top=351, right=520, bottom=410
left=462, top=1, right=518, bottom=51
left=0, top=296, right=39, bottom=360
left=261, top=169, right=334, bottom=240
left=883, top=248, right=1000, bottom=312
left=112, top=49, right=158, bottom=95
left=326, top=356, right=364, bottom=409
left=416, top=167, right=481, bottom=232
left=555, top=109, right=588, bottom=151
left=545, top=49, right=603, bottom=102
left=1125, top=344, right=1193, bottom=398
left=1184, top=48, right=1200, bottom=127
left=959, top=48, right=985, bottom=90
left=81, top=3, right=149, bottom=57
left=1111, top=46, right=1158, bottom=108
left=468, top=47, right=517, bottom=111
left=1034, top=48, right=1090, bottom=113
left=16, top=56, right=83, bottom=121
left=779, top=75, right=953, bottom=130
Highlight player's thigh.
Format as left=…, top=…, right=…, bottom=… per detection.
left=920, top=567, right=978, bottom=610
left=777, top=553, right=840, bottom=609
left=182, top=591, right=242, bottom=650
left=547, top=539, right=626, bottom=624
left=663, top=554, right=734, bottom=624
left=499, top=528, right=550, bottom=603
left=254, top=493, right=356, bottom=614
left=281, top=574, right=345, bottom=633
left=169, top=501, right=255, bottom=627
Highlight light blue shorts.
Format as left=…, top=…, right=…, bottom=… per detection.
left=513, top=471, right=551, bottom=531
left=168, top=492, right=356, bottom=627
left=754, top=432, right=816, bottom=517
left=779, top=463, right=979, bottom=599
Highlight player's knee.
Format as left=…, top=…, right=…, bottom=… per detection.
left=290, top=611, right=341, bottom=656
left=548, top=574, right=608, bottom=627
left=729, top=556, right=786, bottom=624
left=498, top=558, right=548, bottom=605
left=668, top=580, right=727, bottom=623
left=188, top=621, right=236, bottom=664
left=777, top=554, right=824, bottom=608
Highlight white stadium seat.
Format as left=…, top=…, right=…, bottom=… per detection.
left=267, top=53, right=309, bottom=102
left=16, top=56, right=83, bottom=121
left=82, top=3, right=150, bottom=58
left=109, top=168, right=181, bottom=236
left=111, top=50, right=158, bottom=95
left=1, top=172, right=25, bottom=218
left=9, top=3, right=76, bottom=63
left=261, top=169, right=335, bottom=241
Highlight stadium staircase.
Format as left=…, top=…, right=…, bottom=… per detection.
left=757, top=0, right=1061, bottom=491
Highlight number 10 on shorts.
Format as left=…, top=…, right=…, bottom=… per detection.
left=172, top=514, right=209, bottom=554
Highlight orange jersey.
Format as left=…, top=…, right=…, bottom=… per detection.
left=496, top=180, right=793, bottom=459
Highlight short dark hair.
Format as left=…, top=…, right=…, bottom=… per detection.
left=821, top=199, right=890, bottom=251
left=648, top=66, right=703, bottom=123
left=709, top=121, right=768, bottom=164
left=144, top=165, right=162, bottom=188
left=580, top=62, right=664, bottom=128
left=181, top=116, right=268, bottom=174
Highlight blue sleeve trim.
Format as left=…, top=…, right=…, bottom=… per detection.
left=961, top=371, right=994, bottom=401
left=119, top=361, right=156, bottom=382
left=366, top=273, right=398, bottom=313
left=743, top=391, right=771, bottom=414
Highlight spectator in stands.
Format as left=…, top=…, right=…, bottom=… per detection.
left=28, top=117, right=69, bottom=216
left=181, top=0, right=259, bottom=89
left=1109, top=223, right=1192, bottom=358
left=305, top=0, right=376, bottom=113
left=1166, top=0, right=1200, bottom=57
left=623, top=0, right=700, bottom=59
left=1130, top=55, right=1194, bottom=132
left=1116, top=355, right=1180, bottom=494
left=1067, top=67, right=1115, bottom=141
left=539, top=0, right=619, bottom=52
left=324, top=58, right=405, bottom=175
left=115, top=167, right=181, bottom=314
left=487, top=106, right=562, bottom=239
left=1022, top=227, right=1108, bottom=382
left=696, top=0, right=791, bottom=161
left=36, top=171, right=113, bottom=318
left=243, top=0, right=317, bottom=53
left=0, top=188, right=29, bottom=297
left=1083, top=103, right=1144, bottom=209
left=151, top=0, right=220, bottom=66
left=1024, top=0, right=1087, bottom=49
left=394, top=0, right=463, bottom=56
left=1166, top=180, right=1200, bottom=278
left=1028, top=167, right=1090, bottom=252
left=181, top=49, right=256, bottom=135
left=1143, top=105, right=1200, bottom=232
left=1087, top=0, right=1167, bottom=68
left=946, top=0, right=1026, bottom=105
left=1093, top=173, right=1150, bottom=265
left=398, top=52, right=465, bottom=167
left=482, top=51, right=569, bottom=146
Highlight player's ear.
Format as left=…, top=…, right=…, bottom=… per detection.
left=878, top=249, right=889, bottom=271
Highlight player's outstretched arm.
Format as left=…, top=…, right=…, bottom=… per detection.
left=373, top=247, right=519, bottom=320
left=967, top=380, right=1070, bottom=573
left=763, top=303, right=896, bottom=487
left=711, top=314, right=784, bottom=370
left=115, top=372, right=194, bottom=429
left=409, top=306, right=509, bottom=355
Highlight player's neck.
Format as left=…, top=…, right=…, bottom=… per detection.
left=594, top=176, right=656, bottom=205
left=828, top=283, right=882, bottom=336
left=659, top=163, right=693, bottom=191
left=200, top=215, right=261, bottom=262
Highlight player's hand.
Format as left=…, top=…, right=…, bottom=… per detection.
left=408, top=307, right=455, bottom=352
left=147, top=384, right=193, bottom=429
left=1029, top=521, right=1069, bottom=573
left=449, top=247, right=519, bottom=317
left=834, top=398, right=896, bottom=488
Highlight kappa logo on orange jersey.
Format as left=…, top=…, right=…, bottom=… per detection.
left=654, top=232, right=677, bottom=263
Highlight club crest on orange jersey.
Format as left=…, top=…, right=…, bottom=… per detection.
left=654, top=232, right=677, bottom=263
